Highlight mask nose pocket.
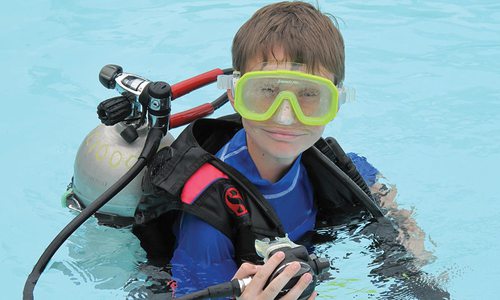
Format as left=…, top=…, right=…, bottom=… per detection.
left=273, top=99, right=296, bottom=125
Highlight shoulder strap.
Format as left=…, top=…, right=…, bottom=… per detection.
left=308, top=139, right=385, bottom=220
left=180, top=162, right=228, bottom=204
left=210, top=158, right=285, bottom=237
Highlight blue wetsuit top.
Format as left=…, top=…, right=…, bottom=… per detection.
left=170, top=129, right=379, bottom=295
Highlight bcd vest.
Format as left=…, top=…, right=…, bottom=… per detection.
left=132, top=115, right=383, bottom=266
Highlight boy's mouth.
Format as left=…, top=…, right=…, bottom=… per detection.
left=262, top=128, right=305, bottom=141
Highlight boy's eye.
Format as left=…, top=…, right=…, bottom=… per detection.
left=299, top=88, right=320, bottom=98
left=259, top=84, right=278, bottom=97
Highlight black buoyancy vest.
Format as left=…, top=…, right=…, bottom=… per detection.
left=132, top=115, right=383, bottom=266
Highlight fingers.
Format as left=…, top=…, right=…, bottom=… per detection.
left=246, top=251, right=286, bottom=293
left=237, top=252, right=318, bottom=300
left=232, top=262, right=260, bottom=280
left=280, top=272, right=314, bottom=300
left=242, top=251, right=285, bottom=299
left=260, top=261, right=301, bottom=299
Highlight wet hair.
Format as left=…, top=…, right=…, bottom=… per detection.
left=232, top=1, right=345, bottom=84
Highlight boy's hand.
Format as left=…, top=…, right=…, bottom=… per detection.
left=232, top=251, right=317, bottom=300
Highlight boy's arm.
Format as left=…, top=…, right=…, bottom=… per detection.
left=171, top=213, right=238, bottom=296
left=369, top=178, right=434, bottom=266
left=348, top=153, right=434, bottom=265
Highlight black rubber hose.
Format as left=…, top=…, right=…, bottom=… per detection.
left=309, top=146, right=385, bottom=219
left=175, top=278, right=242, bottom=300
left=23, top=127, right=165, bottom=300
left=211, top=93, right=229, bottom=110
left=324, top=137, right=373, bottom=198
left=175, top=290, right=209, bottom=300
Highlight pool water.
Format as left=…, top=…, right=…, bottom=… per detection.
left=1, top=0, right=499, bottom=299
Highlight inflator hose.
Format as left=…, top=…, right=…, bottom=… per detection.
left=23, top=127, right=165, bottom=300
left=314, top=137, right=374, bottom=199
left=309, top=146, right=385, bottom=220
left=324, top=137, right=373, bottom=198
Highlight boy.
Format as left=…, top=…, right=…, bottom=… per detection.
left=135, top=1, right=428, bottom=298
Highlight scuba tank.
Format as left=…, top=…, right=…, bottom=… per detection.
left=63, top=65, right=175, bottom=225
left=64, top=123, right=174, bottom=223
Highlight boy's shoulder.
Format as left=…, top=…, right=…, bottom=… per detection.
left=347, top=152, right=379, bottom=186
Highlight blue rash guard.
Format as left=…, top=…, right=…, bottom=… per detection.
left=170, top=129, right=379, bottom=295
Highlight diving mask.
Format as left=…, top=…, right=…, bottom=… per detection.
left=218, top=63, right=353, bottom=126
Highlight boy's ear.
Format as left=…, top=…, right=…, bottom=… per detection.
left=227, top=89, right=235, bottom=108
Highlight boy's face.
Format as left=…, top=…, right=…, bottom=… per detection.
left=229, top=49, right=332, bottom=163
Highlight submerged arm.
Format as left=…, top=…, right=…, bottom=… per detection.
left=370, top=175, right=435, bottom=266
left=348, top=153, right=434, bottom=266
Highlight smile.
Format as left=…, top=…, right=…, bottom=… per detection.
left=262, top=128, right=305, bottom=141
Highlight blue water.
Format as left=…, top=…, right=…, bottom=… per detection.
left=1, top=0, right=499, bottom=299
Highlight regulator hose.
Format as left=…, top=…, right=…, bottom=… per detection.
left=174, top=278, right=244, bottom=300
left=23, top=127, right=165, bottom=300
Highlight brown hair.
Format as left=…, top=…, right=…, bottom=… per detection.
left=232, top=1, right=345, bottom=84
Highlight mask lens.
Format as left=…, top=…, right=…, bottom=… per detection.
left=242, top=77, right=280, bottom=114
left=294, top=81, right=333, bottom=117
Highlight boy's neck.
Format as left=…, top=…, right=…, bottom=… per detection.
left=246, top=138, right=297, bottom=183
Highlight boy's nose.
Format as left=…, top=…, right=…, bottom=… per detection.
left=273, top=100, right=297, bottom=125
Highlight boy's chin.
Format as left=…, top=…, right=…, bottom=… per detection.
left=262, top=143, right=306, bottom=162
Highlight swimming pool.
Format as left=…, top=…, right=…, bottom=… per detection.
left=2, top=0, right=499, bottom=298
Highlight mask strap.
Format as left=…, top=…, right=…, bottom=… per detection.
left=217, top=71, right=240, bottom=98
left=337, top=84, right=356, bottom=107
